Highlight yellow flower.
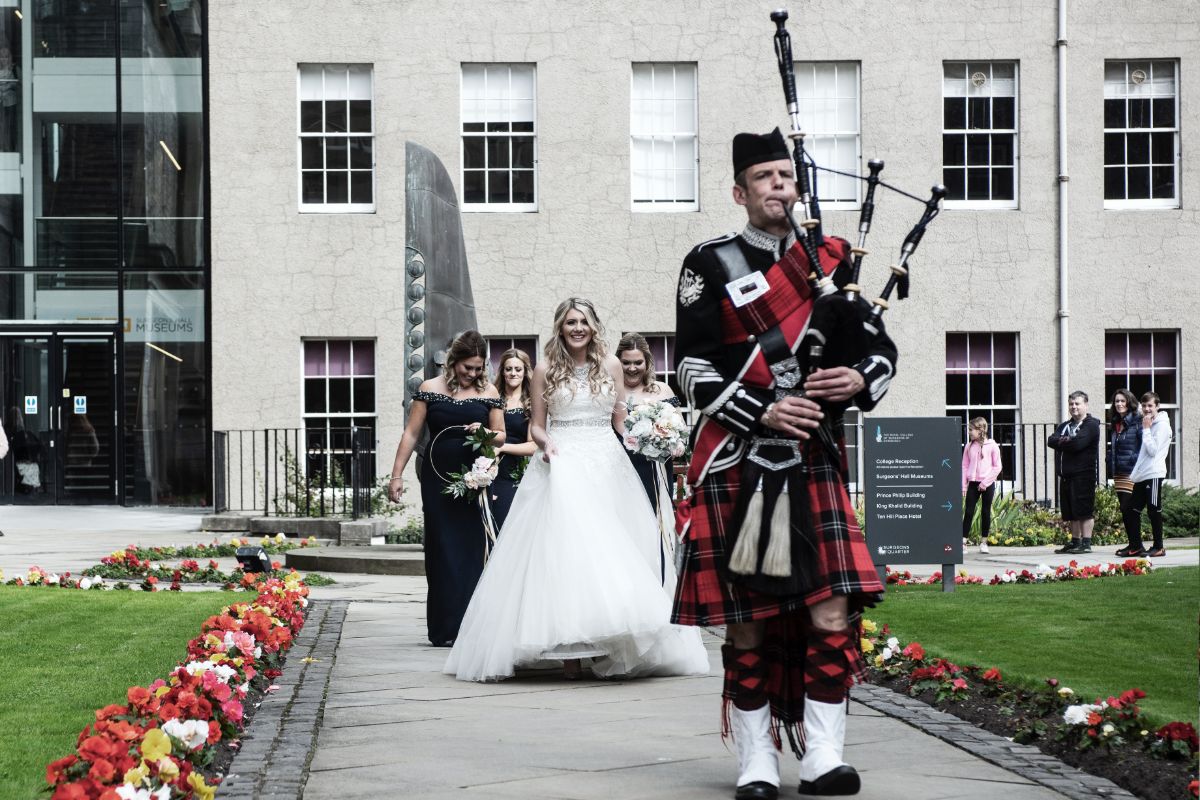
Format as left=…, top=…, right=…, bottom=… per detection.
left=124, top=761, right=149, bottom=785
left=188, top=772, right=216, bottom=800
left=260, top=536, right=271, bottom=546
left=154, top=685, right=171, bottom=698
left=860, top=637, right=875, bottom=653
left=861, top=619, right=877, bottom=634
left=156, top=758, right=180, bottom=781
left=140, top=728, right=171, bottom=761
left=873, top=654, right=885, bottom=667
left=275, top=533, right=286, bottom=543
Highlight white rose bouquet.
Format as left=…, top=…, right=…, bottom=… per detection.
left=622, top=399, right=688, bottom=462
left=443, top=427, right=500, bottom=500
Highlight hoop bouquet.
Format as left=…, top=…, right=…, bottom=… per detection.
left=622, top=400, right=688, bottom=462
left=440, top=427, right=499, bottom=501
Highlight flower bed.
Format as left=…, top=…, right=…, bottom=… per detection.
left=42, top=572, right=311, bottom=799
left=885, top=557, right=1154, bottom=586
left=4, top=563, right=334, bottom=591
left=862, top=618, right=1198, bottom=799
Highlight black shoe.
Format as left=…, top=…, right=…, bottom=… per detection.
left=799, top=765, right=861, bottom=796
left=1053, top=542, right=1080, bottom=554
left=1075, top=543, right=1093, bottom=553
left=736, top=781, right=779, bottom=800
left=1115, top=546, right=1147, bottom=557
left=1147, top=546, right=1166, bottom=558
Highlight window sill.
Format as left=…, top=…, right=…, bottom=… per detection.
left=299, top=205, right=377, bottom=214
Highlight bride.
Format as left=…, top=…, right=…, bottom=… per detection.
left=444, top=298, right=710, bottom=682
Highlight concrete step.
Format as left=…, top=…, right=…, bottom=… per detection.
left=286, top=544, right=425, bottom=576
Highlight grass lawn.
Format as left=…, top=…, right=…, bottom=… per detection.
left=868, top=566, right=1198, bottom=726
left=0, top=587, right=234, bottom=798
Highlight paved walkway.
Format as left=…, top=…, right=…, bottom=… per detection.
left=4, top=507, right=1189, bottom=799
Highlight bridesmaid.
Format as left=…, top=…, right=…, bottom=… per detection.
left=489, top=348, right=538, bottom=529
left=616, top=332, right=681, bottom=584
left=388, top=331, right=506, bottom=647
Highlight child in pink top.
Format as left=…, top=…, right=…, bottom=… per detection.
left=961, top=417, right=1003, bottom=553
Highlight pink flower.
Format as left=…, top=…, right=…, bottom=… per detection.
left=220, top=698, right=244, bottom=725
left=951, top=678, right=968, bottom=690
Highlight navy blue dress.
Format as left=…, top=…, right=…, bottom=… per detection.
left=416, top=391, right=503, bottom=646
left=489, top=406, right=530, bottom=531
left=624, top=394, right=681, bottom=584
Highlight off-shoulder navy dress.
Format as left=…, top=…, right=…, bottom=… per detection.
left=415, top=391, right=503, bottom=646
left=489, top=406, right=530, bottom=530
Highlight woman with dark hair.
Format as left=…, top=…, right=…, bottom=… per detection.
left=489, top=348, right=537, bottom=529
left=1109, top=388, right=1145, bottom=556
left=445, top=299, right=707, bottom=682
left=388, top=330, right=506, bottom=647
left=617, top=332, right=681, bottom=585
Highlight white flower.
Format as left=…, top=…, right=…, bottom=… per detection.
left=162, top=718, right=210, bottom=750
left=79, top=577, right=93, bottom=590
left=1058, top=686, right=1074, bottom=697
left=1101, top=723, right=1115, bottom=737
left=47, top=573, right=60, bottom=585
left=1035, top=564, right=1053, bottom=575
left=116, top=785, right=172, bottom=800
left=886, top=636, right=900, bottom=650
left=630, top=418, right=653, bottom=437
left=1062, top=703, right=1103, bottom=726
left=880, top=647, right=893, bottom=660
left=1000, top=572, right=1014, bottom=583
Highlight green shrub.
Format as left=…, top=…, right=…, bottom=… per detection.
left=387, top=517, right=425, bottom=544
left=1161, top=484, right=1200, bottom=538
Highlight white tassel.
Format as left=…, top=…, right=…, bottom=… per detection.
left=762, top=487, right=792, bottom=577
left=729, top=481, right=764, bottom=575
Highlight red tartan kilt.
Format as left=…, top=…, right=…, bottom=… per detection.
left=672, top=448, right=884, bottom=627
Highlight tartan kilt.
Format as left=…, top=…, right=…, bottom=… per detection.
left=672, top=445, right=884, bottom=627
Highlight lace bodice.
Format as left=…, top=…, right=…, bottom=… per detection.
left=548, top=367, right=616, bottom=428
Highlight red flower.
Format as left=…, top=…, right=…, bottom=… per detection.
left=982, top=667, right=1002, bottom=682
left=88, top=758, right=115, bottom=783
left=1188, top=779, right=1197, bottom=797
left=1157, top=722, right=1200, bottom=753
left=46, top=755, right=78, bottom=785
left=51, top=782, right=90, bottom=800
left=951, top=678, right=968, bottom=690
left=127, top=686, right=152, bottom=710
left=1086, top=712, right=1102, bottom=726
left=1086, top=727, right=1097, bottom=738
left=902, top=642, right=925, bottom=661
left=78, top=735, right=119, bottom=763
left=94, top=704, right=128, bottom=721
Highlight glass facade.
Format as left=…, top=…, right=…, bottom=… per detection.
left=0, top=0, right=208, bottom=506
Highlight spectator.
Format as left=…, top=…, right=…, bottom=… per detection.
left=1125, top=391, right=1171, bottom=558
left=1047, top=390, right=1100, bottom=554
left=1107, top=389, right=1144, bottom=556
left=962, top=417, right=1002, bottom=554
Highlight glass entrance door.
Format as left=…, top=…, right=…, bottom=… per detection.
left=0, top=333, right=117, bottom=504
left=1, top=338, right=54, bottom=503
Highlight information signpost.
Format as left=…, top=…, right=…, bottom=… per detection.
left=864, top=417, right=962, bottom=592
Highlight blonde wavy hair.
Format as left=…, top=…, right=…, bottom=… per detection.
left=543, top=298, right=609, bottom=403
left=441, top=330, right=489, bottom=393
left=494, top=348, right=534, bottom=412
left=616, top=332, right=662, bottom=394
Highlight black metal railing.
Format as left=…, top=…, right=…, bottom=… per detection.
left=212, top=427, right=376, bottom=519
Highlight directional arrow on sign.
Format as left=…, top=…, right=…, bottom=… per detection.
left=941, top=458, right=952, bottom=468
left=942, top=501, right=953, bottom=510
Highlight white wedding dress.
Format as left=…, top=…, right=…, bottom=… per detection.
left=444, top=369, right=710, bottom=682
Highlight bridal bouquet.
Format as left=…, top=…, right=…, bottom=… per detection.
left=623, top=400, right=688, bottom=462
left=443, top=427, right=500, bottom=500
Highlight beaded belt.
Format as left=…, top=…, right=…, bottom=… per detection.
left=551, top=417, right=610, bottom=428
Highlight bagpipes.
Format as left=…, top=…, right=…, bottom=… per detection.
left=724, top=10, right=945, bottom=595
left=769, top=7, right=944, bottom=383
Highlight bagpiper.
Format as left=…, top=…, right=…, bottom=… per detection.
left=672, top=128, right=895, bottom=799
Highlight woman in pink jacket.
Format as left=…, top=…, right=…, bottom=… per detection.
left=962, top=417, right=1003, bottom=553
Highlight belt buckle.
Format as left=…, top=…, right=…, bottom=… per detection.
left=747, top=437, right=805, bottom=471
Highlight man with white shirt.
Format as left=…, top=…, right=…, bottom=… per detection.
left=1124, top=392, right=1171, bottom=558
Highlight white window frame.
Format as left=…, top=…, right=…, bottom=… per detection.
left=942, top=61, right=1019, bottom=210
left=945, top=332, right=1021, bottom=488
left=793, top=61, right=861, bottom=209
left=461, top=63, right=538, bottom=212
left=297, top=64, right=375, bottom=214
left=301, top=339, right=378, bottom=478
left=630, top=63, right=699, bottom=212
left=1103, top=330, right=1181, bottom=481
left=485, top=336, right=539, bottom=377
left=1103, top=60, right=1180, bottom=210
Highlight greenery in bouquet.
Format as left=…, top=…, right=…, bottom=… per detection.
left=443, top=427, right=500, bottom=500
left=622, top=399, right=688, bottom=462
